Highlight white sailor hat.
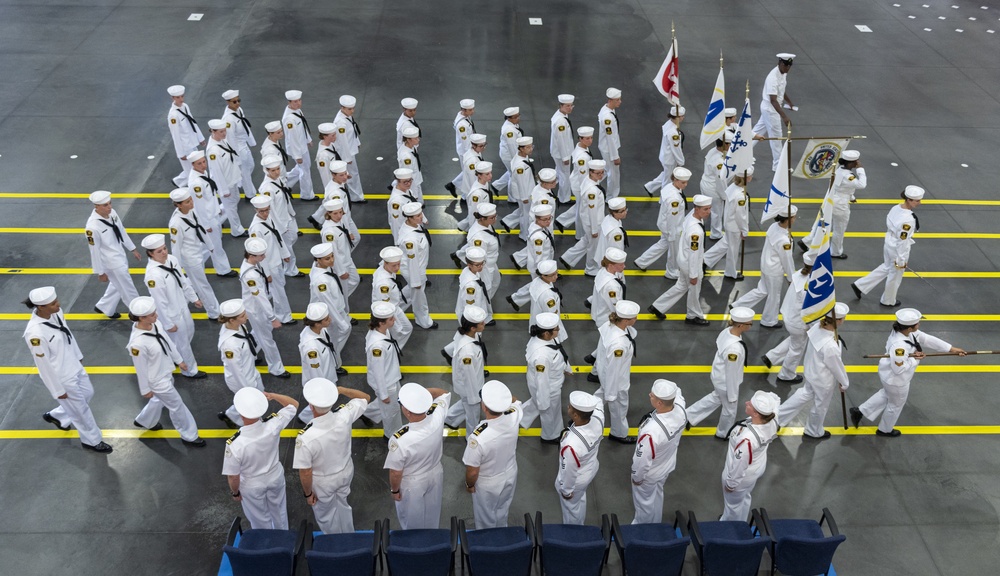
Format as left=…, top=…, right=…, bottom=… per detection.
left=776, top=53, right=796, bottom=61
left=219, top=298, right=245, bottom=317
left=730, top=306, right=755, bottom=323
left=188, top=150, right=206, bottom=162
left=208, top=119, right=226, bottom=130
left=380, top=246, right=403, bottom=263
left=401, top=97, right=418, bottom=109
left=169, top=188, right=191, bottom=202
left=303, top=378, right=338, bottom=409
left=323, top=198, right=345, bottom=212
left=516, top=136, right=533, bottom=146
left=265, top=121, right=282, bottom=133
left=537, top=259, right=558, bottom=275
left=89, top=190, right=112, bottom=204
left=652, top=379, right=678, bottom=401
left=538, top=168, right=557, bottom=182
left=724, top=130, right=734, bottom=143
left=261, top=154, right=282, bottom=169
left=306, top=302, right=330, bottom=321
left=503, top=107, right=520, bottom=117
left=463, top=305, right=487, bottom=324
left=615, top=299, right=640, bottom=319
left=328, top=160, right=347, bottom=173
left=460, top=99, right=476, bottom=109
left=244, top=237, right=267, bottom=255
left=401, top=202, right=422, bottom=217
left=802, top=251, right=816, bottom=265
left=606, top=87, right=622, bottom=98
left=724, top=107, right=738, bottom=118
left=222, top=89, right=239, bottom=100
left=250, top=195, right=272, bottom=209
left=569, top=390, right=600, bottom=412
left=588, top=159, right=606, bottom=170
left=167, top=85, right=185, bottom=97
left=692, top=194, right=712, bottom=207
left=394, top=168, right=414, bottom=179
left=476, top=203, right=497, bottom=217
left=371, top=301, right=396, bottom=319
left=285, top=90, right=302, bottom=101
left=841, top=150, right=860, bottom=162
left=895, top=308, right=922, bottom=326
left=470, top=133, right=487, bottom=144
left=605, top=247, right=627, bottom=263
left=786, top=204, right=799, bottom=216
left=475, top=161, right=493, bottom=173
left=672, top=167, right=692, bottom=181
left=558, top=94, right=575, bottom=104
left=140, top=234, right=165, bottom=250
left=128, top=296, right=156, bottom=316
left=535, top=312, right=559, bottom=330
left=481, top=380, right=513, bottom=412
left=670, top=105, right=686, bottom=116
left=318, top=122, right=337, bottom=135
left=608, top=197, right=627, bottom=211
left=339, top=95, right=357, bottom=107
left=577, top=126, right=595, bottom=137
left=234, top=388, right=268, bottom=419
left=310, top=243, right=334, bottom=258
left=831, top=302, right=850, bottom=319
left=29, top=286, right=57, bottom=306
left=399, top=382, right=433, bottom=413
left=402, top=126, right=420, bottom=139
left=465, top=247, right=486, bottom=262
left=532, top=204, right=554, bottom=217
left=751, top=390, right=781, bottom=416
left=904, top=185, right=925, bottom=200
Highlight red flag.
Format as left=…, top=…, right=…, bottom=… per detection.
left=652, top=36, right=679, bottom=104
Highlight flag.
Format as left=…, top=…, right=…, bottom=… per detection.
left=722, top=97, right=753, bottom=180
left=760, top=140, right=790, bottom=222
left=700, top=66, right=726, bottom=149
left=802, top=230, right=837, bottom=323
left=803, top=181, right=835, bottom=254
left=792, top=139, right=850, bottom=179
left=653, top=36, right=679, bottom=104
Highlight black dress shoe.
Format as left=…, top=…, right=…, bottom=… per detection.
left=300, top=196, right=320, bottom=202
left=554, top=220, right=565, bottom=233
left=290, top=271, right=307, bottom=278
left=875, top=429, right=901, bottom=437
left=509, top=254, right=522, bottom=271
left=608, top=434, right=637, bottom=444
left=796, top=240, right=808, bottom=251
left=255, top=357, right=267, bottom=366
left=233, top=231, right=249, bottom=238
left=500, top=221, right=511, bottom=233
left=217, top=412, right=239, bottom=429
left=273, top=371, right=292, bottom=379
left=831, top=253, right=848, bottom=259
left=94, top=307, right=121, bottom=319
left=444, top=422, right=460, bottom=431
left=182, top=438, right=207, bottom=447
left=684, top=317, right=710, bottom=326
left=803, top=431, right=832, bottom=440
left=761, top=355, right=773, bottom=369
left=484, top=370, right=490, bottom=377
left=648, top=306, right=666, bottom=320
left=584, top=272, right=596, bottom=278
left=506, top=295, right=520, bottom=312
left=359, top=415, right=376, bottom=427
left=182, top=371, right=208, bottom=379
left=559, top=257, right=572, bottom=271
left=217, top=270, right=238, bottom=278
left=632, top=261, right=648, bottom=272
left=734, top=274, right=745, bottom=281
left=353, top=199, right=369, bottom=204
left=43, top=412, right=71, bottom=431
left=441, top=350, right=453, bottom=364
left=540, top=437, right=561, bottom=445
left=485, top=320, right=496, bottom=327
left=850, top=407, right=863, bottom=429
left=761, top=322, right=784, bottom=329
left=282, top=319, right=298, bottom=326
left=586, top=373, right=601, bottom=383
left=307, top=216, right=322, bottom=230
left=776, top=374, right=804, bottom=384
left=419, top=322, right=439, bottom=330
left=426, top=280, right=432, bottom=287
left=336, top=367, right=348, bottom=377
left=82, top=441, right=113, bottom=454
left=445, top=182, right=457, bottom=197
left=208, top=316, right=219, bottom=322
left=851, top=282, right=863, bottom=300
left=134, top=420, right=164, bottom=431
left=350, top=318, right=359, bottom=326
left=879, top=300, right=902, bottom=308
left=297, top=231, right=304, bottom=237
left=584, top=354, right=596, bottom=365
left=584, top=299, right=592, bottom=309
left=714, top=434, right=729, bottom=441
left=450, top=252, right=464, bottom=268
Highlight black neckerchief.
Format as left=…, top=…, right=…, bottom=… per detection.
left=98, top=218, right=125, bottom=244
left=180, top=212, right=207, bottom=244
left=42, top=315, right=73, bottom=344
left=292, top=111, right=311, bottom=137
left=233, top=324, right=259, bottom=357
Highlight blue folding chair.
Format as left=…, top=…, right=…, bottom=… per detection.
left=384, top=516, right=458, bottom=576
left=534, top=511, right=611, bottom=576
left=220, top=517, right=304, bottom=576
left=459, top=513, right=534, bottom=576
left=759, top=507, right=846, bottom=576
left=305, top=519, right=382, bottom=576
left=611, top=511, right=689, bottom=576
left=688, top=510, right=768, bottom=576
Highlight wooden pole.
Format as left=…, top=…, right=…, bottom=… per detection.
left=862, top=350, right=991, bottom=359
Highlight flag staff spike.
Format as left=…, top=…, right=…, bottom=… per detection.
left=671, top=21, right=675, bottom=39
left=720, top=50, right=724, bottom=69
left=745, top=80, right=749, bottom=99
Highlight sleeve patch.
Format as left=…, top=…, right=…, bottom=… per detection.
left=287, top=123, right=294, bottom=129
left=604, top=119, right=612, bottom=125
left=558, top=125, right=566, bottom=131
left=247, top=280, right=256, bottom=287
left=405, top=242, right=414, bottom=250
left=131, top=348, right=140, bottom=356
left=209, top=154, right=216, bottom=160
left=338, top=127, right=346, bottom=133
left=147, top=280, right=156, bottom=288
left=606, top=127, right=613, bottom=134
left=534, top=239, right=543, bottom=246
left=614, top=349, right=624, bottom=357
left=462, top=357, right=472, bottom=365
left=318, top=284, right=327, bottom=292
left=30, top=338, right=40, bottom=346
left=466, top=287, right=476, bottom=294
left=380, top=285, right=390, bottom=293
left=727, top=353, right=738, bottom=361
left=577, top=159, right=585, bottom=166
left=403, top=158, right=412, bottom=165
left=307, top=350, right=318, bottom=359
left=459, top=126, right=466, bottom=132
left=372, top=348, right=382, bottom=357
left=170, top=118, right=177, bottom=124
left=535, top=365, right=546, bottom=372
left=608, top=291, right=616, bottom=298
left=506, top=132, right=514, bottom=138
left=473, top=239, right=482, bottom=247
left=224, top=351, right=234, bottom=359
left=546, top=299, right=556, bottom=308
left=895, top=348, right=906, bottom=357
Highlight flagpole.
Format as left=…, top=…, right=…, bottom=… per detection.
left=786, top=122, right=792, bottom=221
left=832, top=308, right=848, bottom=429
left=739, top=79, right=748, bottom=279
left=757, top=135, right=867, bottom=141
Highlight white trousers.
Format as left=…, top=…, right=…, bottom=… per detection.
left=473, top=467, right=517, bottom=529
left=403, top=285, right=432, bottom=328
left=134, top=383, right=199, bottom=441
left=594, top=386, right=630, bottom=438
left=390, top=306, right=413, bottom=349
left=445, top=398, right=481, bottom=437
left=510, top=281, right=532, bottom=307
left=631, top=475, right=667, bottom=524
left=765, top=323, right=807, bottom=380
left=179, top=256, right=220, bottom=318
left=345, top=158, right=365, bottom=202
left=312, top=463, right=356, bottom=534
left=269, top=272, right=293, bottom=323
left=174, top=157, right=193, bottom=187
left=778, top=380, right=837, bottom=437
left=731, top=272, right=783, bottom=326
left=721, top=475, right=759, bottom=522
left=860, top=382, right=909, bottom=433
left=686, top=384, right=736, bottom=437
left=241, top=466, right=289, bottom=530
left=753, top=109, right=784, bottom=170
left=635, top=237, right=679, bottom=278
left=221, top=185, right=246, bottom=236
left=367, top=381, right=401, bottom=438
left=561, top=234, right=599, bottom=274
left=606, top=162, right=621, bottom=199
left=704, top=231, right=742, bottom=278
left=236, top=143, right=256, bottom=199
left=557, top=480, right=589, bottom=525
left=396, top=465, right=444, bottom=530
left=519, top=389, right=563, bottom=441
left=854, top=246, right=905, bottom=306
left=652, top=275, right=705, bottom=319
left=555, top=160, right=572, bottom=202
left=164, top=312, right=198, bottom=375
left=95, top=265, right=140, bottom=316
left=48, top=369, right=104, bottom=447
left=805, top=203, right=850, bottom=256
left=294, top=151, right=315, bottom=199
left=204, top=221, right=233, bottom=274
left=247, top=312, right=286, bottom=375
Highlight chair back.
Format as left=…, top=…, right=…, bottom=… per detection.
left=468, top=537, right=533, bottom=576
left=702, top=538, right=767, bottom=576
left=622, top=536, right=689, bottom=576
left=387, top=528, right=454, bottom=576
left=774, top=533, right=846, bottom=576
left=222, top=545, right=293, bottom=576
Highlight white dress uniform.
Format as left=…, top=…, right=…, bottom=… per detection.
left=445, top=334, right=487, bottom=435
left=366, top=330, right=403, bottom=436
left=763, top=271, right=809, bottom=379
left=144, top=256, right=200, bottom=374
left=206, top=136, right=247, bottom=236
left=169, top=208, right=220, bottom=318
left=187, top=167, right=234, bottom=273
left=450, top=113, right=475, bottom=192
left=496, top=120, right=522, bottom=190
left=222, top=404, right=297, bottom=529
left=643, top=120, right=684, bottom=195
left=458, top=181, right=496, bottom=232
left=387, top=185, right=420, bottom=242
left=259, top=175, right=300, bottom=276
left=398, top=223, right=433, bottom=329
left=598, top=105, right=621, bottom=198
left=510, top=222, right=556, bottom=307
left=570, top=145, right=593, bottom=199
left=631, top=395, right=687, bottom=524
left=520, top=338, right=568, bottom=441
left=168, top=101, right=204, bottom=185
left=704, top=183, right=749, bottom=278
left=854, top=204, right=918, bottom=305
left=260, top=137, right=292, bottom=181
left=385, top=393, right=452, bottom=529
left=859, top=328, right=952, bottom=433
left=502, top=155, right=535, bottom=238
left=460, top=222, right=501, bottom=297
left=804, top=166, right=867, bottom=256
left=248, top=214, right=292, bottom=323
left=127, top=320, right=200, bottom=441
left=461, top=148, right=485, bottom=199
left=556, top=404, right=605, bottom=524
left=86, top=208, right=140, bottom=316
left=309, top=263, right=352, bottom=349
left=550, top=111, right=575, bottom=201
left=372, top=266, right=414, bottom=348
left=721, top=417, right=779, bottom=521
left=463, top=402, right=523, bottom=529
left=731, top=222, right=795, bottom=326
left=686, top=328, right=747, bottom=436
left=593, top=215, right=628, bottom=269
left=315, top=143, right=341, bottom=193
left=283, top=105, right=315, bottom=199
left=529, top=279, right=566, bottom=341
left=456, top=267, right=493, bottom=322
left=396, top=113, right=420, bottom=147
left=219, top=324, right=265, bottom=426
left=333, top=110, right=365, bottom=202
left=593, top=323, right=637, bottom=438
left=778, top=324, right=849, bottom=437
left=397, top=144, right=423, bottom=202
left=700, top=148, right=726, bottom=239
left=239, top=260, right=286, bottom=374
left=635, top=183, right=684, bottom=277
left=24, top=310, right=104, bottom=446
left=320, top=220, right=360, bottom=300
left=560, top=178, right=606, bottom=274
left=650, top=211, right=707, bottom=318
left=591, top=269, right=626, bottom=328
left=298, top=328, right=340, bottom=423
left=222, top=103, right=258, bottom=196
left=293, top=398, right=369, bottom=534
left=752, top=65, right=789, bottom=170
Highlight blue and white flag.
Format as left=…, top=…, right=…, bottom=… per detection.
left=722, top=97, right=754, bottom=180
left=802, top=230, right=837, bottom=323
left=803, top=181, right=835, bottom=256
left=760, top=140, right=790, bottom=223
left=700, top=66, right=726, bottom=149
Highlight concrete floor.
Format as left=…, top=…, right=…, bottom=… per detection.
left=1, top=0, right=999, bottom=574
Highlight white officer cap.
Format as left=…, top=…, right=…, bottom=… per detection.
left=831, top=302, right=850, bottom=319
left=516, top=136, right=533, bottom=146
left=234, top=387, right=268, bottom=419
left=285, top=89, right=302, bottom=101
left=208, top=119, right=226, bottom=131
left=460, top=99, right=476, bottom=109
left=569, top=390, right=600, bottom=412
left=608, top=197, right=627, bottom=211
left=532, top=204, right=554, bottom=217
left=128, top=296, right=157, bottom=316
left=167, top=85, right=185, bottom=97
left=558, top=94, right=575, bottom=104
left=605, top=247, right=627, bottom=263
left=482, top=380, right=513, bottom=412
left=303, top=378, right=338, bottom=409
left=466, top=247, right=486, bottom=262
left=89, top=190, right=112, bottom=205
left=904, top=185, right=925, bottom=200
left=476, top=203, right=497, bottom=217
left=169, top=188, right=191, bottom=202
left=535, top=312, right=559, bottom=330
left=895, top=308, right=922, bottom=326
left=222, top=89, right=239, bottom=100
left=250, top=195, right=272, bottom=209
left=140, top=234, right=165, bottom=250
left=776, top=53, right=796, bottom=61
left=29, top=286, right=57, bottom=306
left=402, top=126, right=420, bottom=139
left=786, top=204, right=799, bottom=216
left=394, top=168, right=414, bottom=179
left=692, top=194, right=712, bottom=207
left=244, top=237, right=267, bottom=255
left=310, top=243, right=334, bottom=258
left=723, top=132, right=734, bottom=145
left=670, top=105, right=686, bottom=116
left=606, top=87, right=622, bottom=99
left=652, top=379, right=678, bottom=401
left=401, top=97, right=418, bottom=109
left=475, top=161, right=493, bottom=174
left=323, top=198, right=345, bottom=212
left=188, top=150, right=206, bottom=162
left=802, top=251, right=816, bottom=266
left=401, top=202, right=422, bottom=217
left=503, top=107, right=520, bottom=117
left=615, top=300, right=640, bottom=319
left=470, top=133, right=487, bottom=144
left=577, top=126, right=595, bottom=137
left=730, top=306, right=755, bottom=323
left=672, top=167, right=692, bottom=181
left=588, top=159, right=606, bottom=170
left=724, top=107, right=738, bottom=118
left=339, top=95, right=356, bottom=107
left=328, top=160, right=348, bottom=173
left=265, top=121, right=282, bottom=133
left=306, top=302, right=330, bottom=321
left=463, top=305, right=487, bottom=324
left=371, top=301, right=396, bottom=319
left=399, top=382, right=433, bottom=413
left=260, top=154, right=282, bottom=169
left=537, top=259, right=558, bottom=275
left=538, top=168, right=558, bottom=183
left=219, top=298, right=245, bottom=317
left=379, top=246, right=403, bottom=263
left=751, top=390, right=781, bottom=416
left=841, top=150, right=860, bottom=162
left=318, top=122, right=337, bottom=135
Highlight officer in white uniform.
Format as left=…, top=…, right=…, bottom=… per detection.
left=299, top=303, right=344, bottom=424
left=260, top=121, right=292, bottom=182
left=559, top=160, right=606, bottom=275
left=398, top=202, right=437, bottom=329
left=23, top=286, right=111, bottom=453
left=593, top=197, right=629, bottom=269
left=528, top=260, right=566, bottom=341
left=802, top=150, right=866, bottom=258
left=686, top=307, right=755, bottom=437
left=257, top=154, right=301, bottom=278
left=372, top=246, right=414, bottom=348
left=598, top=88, right=623, bottom=198
left=852, top=186, right=924, bottom=307
left=387, top=168, right=420, bottom=242
left=508, top=205, right=555, bottom=310
left=495, top=107, right=523, bottom=191
left=367, top=302, right=404, bottom=437
left=530, top=168, right=572, bottom=233
left=458, top=161, right=498, bottom=232
left=700, top=135, right=729, bottom=240
left=168, top=188, right=221, bottom=319
left=592, top=300, right=639, bottom=443
left=550, top=94, right=576, bottom=202
left=217, top=298, right=265, bottom=428
left=294, top=378, right=371, bottom=534
left=320, top=199, right=360, bottom=300
left=86, top=191, right=141, bottom=318
left=762, top=252, right=813, bottom=382
left=634, top=167, right=690, bottom=278
left=334, top=95, right=365, bottom=202
left=223, top=388, right=299, bottom=529
left=462, top=133, right=487, bottom=199
left=167, top=85, right=204, bottom=187
left=721, top=391, right=780, bottom=521
left=308, top=243, right=352, bottom=350
left=464, top=380, right=522, bottom=529
left=313, top=123, right=342, bottom=208
left=446, top=99, right=476, bottom=196
left=186, top=151, right=234, bottom=275
left=570, top=127, right=595, bottom=200
left=556, top=391, right=605, bottom=525
left=590, top=247, right=627, bottom=328
left=126, top=296, right=205, bottom=446
left=501, top=137, right=536, bottom=239
left=631, top=379, right=687, bottom=524
left=852, top=308, right=965, bottom=436
left=458, top=203, right=502, bottom=298
left=397, top=127, right=424, bottom=202
left=396, top=97, right=421, bottom=145
left=444, top=306, right=488, bottom=435
left=520, top=313, right=569, bottom=443
left=385, top=384, right=452, bottom=529
left=704, top=167, right=751, bottom=279
left=221, top=89, right=258, bottom=198
left=753, top=54, right=796, bottom=171
left=643, top=105, right=685, bottom=196
left=648, top=194, right=712, bottom=324
left=731, top=205, right=797, bottom=327
left=455, top=248, right=493, bottom=325
left=141, top=233, right=204, bottom=378
left=320, top=160, right=360, bottom=239
left=282, top=89, right=315, bottom=200
left=205, top=119, right=247, bottom=237
left=248, top=195, right=294, bottom=324
left=238, top=238, right=290, bottom=378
